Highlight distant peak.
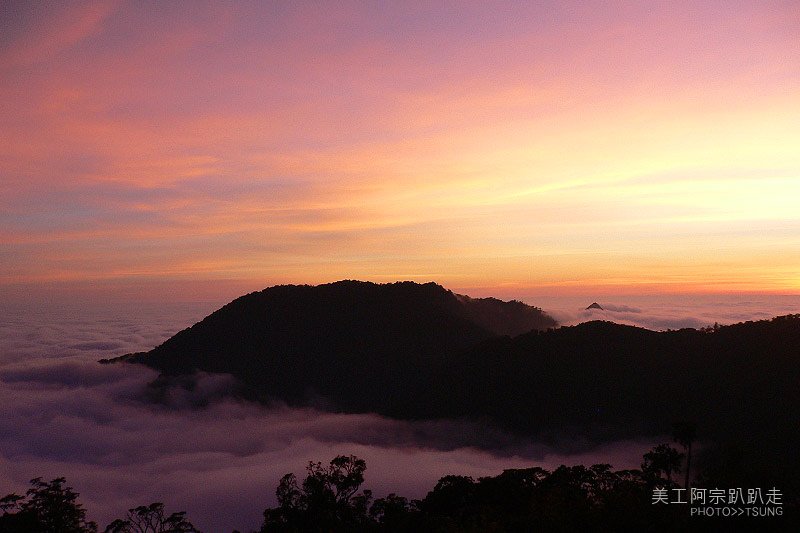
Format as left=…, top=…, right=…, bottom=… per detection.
left=586, top=302, right=603, bottom=310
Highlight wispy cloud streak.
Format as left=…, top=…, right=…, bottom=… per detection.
left=1, top=1, right=799, bottom=295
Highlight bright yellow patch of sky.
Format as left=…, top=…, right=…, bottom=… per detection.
left=1, top=1, right=798, bottom=300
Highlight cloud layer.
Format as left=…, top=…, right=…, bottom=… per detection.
left=2, top=1, right=800, bottom=295
left=524, top=293, right=800, bottom=331
left=0, top=300, right=659, bottom=531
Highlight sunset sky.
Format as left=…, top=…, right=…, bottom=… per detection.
left=2, top=0, right=799, bottom=302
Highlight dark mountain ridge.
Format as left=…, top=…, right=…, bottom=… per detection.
left=110, top=282, right=800, bottom=491
left=113, top=280, right=556, bottom=412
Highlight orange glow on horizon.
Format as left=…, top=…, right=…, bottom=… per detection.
left=2, top=1, right=799, bottom=300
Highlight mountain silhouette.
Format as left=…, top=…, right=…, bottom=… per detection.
left=108, top=282, right=800, bottom=492
left=111, top=281, right=556, bottom=413
left=586, top=302, right=603, bottom=310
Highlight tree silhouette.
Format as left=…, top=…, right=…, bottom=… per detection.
left=0, top=493, right=25, bottom=514
left=641, top=444, right=683, bottom=483
left=369, top=493, right=415, bottom=529
left=672, top=421, right=697, bottom=489
left=262, top=455, right=373, bottom=532
left=103, top=502, right=199, bottom=533
left=0, top=477, right=97, bottom=532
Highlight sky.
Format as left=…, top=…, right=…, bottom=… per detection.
left=2, top=0, right=800, bottom=302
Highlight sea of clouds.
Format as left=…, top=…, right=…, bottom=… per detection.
left=2, top=295, right=796, bottom=531
left=532, top=293, right=800, bottom=331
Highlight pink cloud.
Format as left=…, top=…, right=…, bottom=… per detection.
left=1, top=1, right=799, bottom=292
left=0, top=1, right=118, bottom=68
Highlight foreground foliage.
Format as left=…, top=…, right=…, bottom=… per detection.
left=259, top=454, right=689, bottom=532
left=0, top=483, right=197, bottom=533
left=103, top=502, right=199, bottom=533
left=0, top=477, right=97, bottom=533
left=1, top=443, right=796, bottom=532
